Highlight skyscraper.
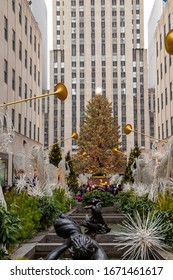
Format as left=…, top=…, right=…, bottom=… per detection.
left=48, top=0, right=149, bottom=154
left=154, top=0, right=173, bottom=140
left=0, top=0, right=43, bottom=185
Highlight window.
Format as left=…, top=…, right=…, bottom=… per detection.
left=18, top=114, right=21, bottom=133
left=164, top=56, right=167, bottom=73
left=19, top=4, right=22, bottom=24
left=12, top=0, right=15, bottom=12
left=30, top=27, right=32, bottom=44
left=168, top=13, right=171, bottom=30
left=25, top=83, right=27, bottom=99
left=165, top=88, right=167, bottom=106
left=160, top=33, right=162, bottom=50
left=30, top=90, right=32, bottom=107
left=160, top=63, right=162, bottom=80
left=30, top=58, right=32, bottom=75
left=38, top=71, right=40, bottom=86
left=156, top=41, right=158, bottom=57
left=19, top=40, right=22, bottom=60
left=12, top=29, right=15, bottom=51
left=12, top=109, right=15, bottom=127
left=34, top=65, right=36, bottom=81
left=72, top=44, right=76, bottom=56
left=157, top=98, right=160, bottom=113
left=34, top=125, right=36, bottom=140
left=25, top=16, right=27, bottom=35
left=29, top=121, right=32, bottom=138
left=170, top=82, right=172, bottom=101
left=38, top=43, right=40, bottom=58
left=19, top=76, right=22, bottom=97
left=25, top=50, right=27, bottom=68
left=34, top=35, right=36, bottom=52
left=4, top=60, right=8, bottom=84
left=112, top=0, right=116, bottom=5
left=38, top=127, right=40, bottom=142
left=4, top=16, right=8, bottom=41
left=24, top=118, right=27, bottom=136
left=12, top=69, right=15, bottom=90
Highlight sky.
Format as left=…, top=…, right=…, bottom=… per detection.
left=44, top=0, right=156, bottom=49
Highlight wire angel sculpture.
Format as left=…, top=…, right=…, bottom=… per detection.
left=0, top=108, right=14, bottom=152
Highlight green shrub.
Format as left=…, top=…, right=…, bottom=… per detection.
left=115, top=190, right=155, bottom=217
left=0, top=203, right=21, bottom=256
left=154, top=210, right=173, bottom=248
left=82, top=190, right=115, bottom=207
left=5, top=190, right=41, bottom=240
left=36, top=196, right=60, bottom=230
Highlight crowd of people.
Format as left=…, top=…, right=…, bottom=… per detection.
left=75, top=182, right=122, bottom=202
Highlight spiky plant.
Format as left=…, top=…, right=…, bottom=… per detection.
left=114, top=210, right=170, bottom=260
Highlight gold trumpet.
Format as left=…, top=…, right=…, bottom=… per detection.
left=112, top=147, right=126, bottom=156
left=124, top=124, right=167, bottom=143
left=165, top=29, right=173, bottom=56
left=45, top=132, right=78, bottom=150
left=0, top=83, right=68, bottom=107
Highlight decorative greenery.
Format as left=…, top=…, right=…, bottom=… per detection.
left=82, top=190, right=115, bottom=207
left=0, top=203, right=21, bottom=255
left=5, top=190, right=42, bottom=240
left=65, top=151, right=79, bottom=194
left=122, top=145, right=141, bottom=183
left=4, top=187, right=74, bottom=244
left=115, top=190, right=155, bottom=217
left=49, top=143, right=62, bottom=167
left=74, top=95, right=126, bottom=175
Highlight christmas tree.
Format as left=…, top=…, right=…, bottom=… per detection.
left=74, top=95, right=126, bottom=175
left=49, top=143, right=62, bottom=168
left=65, top=151, right=79, bottom=194
left=122, top=145, right=142, bottom=183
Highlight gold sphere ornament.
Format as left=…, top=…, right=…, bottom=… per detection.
left=165, top=29, right=173, bottom=56
left=124, top=124, right=133, bottom=135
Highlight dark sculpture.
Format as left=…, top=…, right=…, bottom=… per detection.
left=81, top=198, right=111, bottom=236
left=46, top=213, right=108, bottom=260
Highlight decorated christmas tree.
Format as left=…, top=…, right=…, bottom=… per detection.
left=122, top=145, right=142, bottom=183
left=49, top=143, right=62, bottom=168
left=65, top=151, right=79, bottom=194
left=74, top=95, right=126, bottom=175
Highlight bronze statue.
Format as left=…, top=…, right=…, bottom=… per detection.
left=81, top=198, right=111, bottom=236
left=46, top=213, right=108, bottom=260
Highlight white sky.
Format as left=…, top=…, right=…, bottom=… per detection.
left=44, top=0, right=156, bottom=49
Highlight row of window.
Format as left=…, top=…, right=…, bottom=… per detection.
left=4, top=59, right=40, bottom=89
left=157, top=82, right=173, bottom=113
left=11, top=109, right=40, bottom=141
left=156, top=13, right=171, bottom=55
left=4, top=16, right=40, bottom=57
left=158, top=117, right=173, bottom=140
left=157, top=57, right=172, bottom=85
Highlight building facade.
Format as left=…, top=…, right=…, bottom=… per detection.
left=148, top=0, right=167, bottom=144
left=30, top=0, right=48, bottom=90
left=48, top=0, right=149, bottom=155
left=155, top=0, right=173, bottom=141
left=0, top=0, right=43, bottom=186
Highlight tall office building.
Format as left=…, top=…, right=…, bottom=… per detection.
left=30, top=0, right=48, bottom=90
left=0, top=0, right=43, bottom=185
left=155, top=0, right=173, bottom=140
left=48, top=0, right=149, bottom=154
left=148, top=0, right=167, bottom=143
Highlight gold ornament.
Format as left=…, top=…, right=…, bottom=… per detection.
left=165, top=29, right=173, bottom=56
